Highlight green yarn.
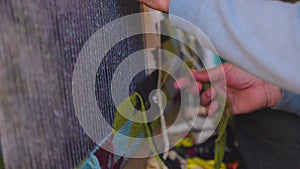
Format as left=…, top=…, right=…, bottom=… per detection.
left=113, top=94, right=138, bottom=134
left=113, top=93, right=161, bottom=146
left=135, top=93, right=164, bottom=169
left=113, top=92, right=163, bottom=168
left=214, top=100, right=230, bottom=169
left=0, top=155, right=4, bottom=169
left=203, top=83, right=231, bottom=169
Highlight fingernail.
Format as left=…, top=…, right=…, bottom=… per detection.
left=206, top=89, right=211, bottom=98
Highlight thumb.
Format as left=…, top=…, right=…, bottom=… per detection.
left=192, top=65, right=225, bottom=82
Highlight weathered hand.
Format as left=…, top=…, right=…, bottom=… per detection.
left=174, top=62, right=282, bottom=115
left=137, top=0, right=170, bottom=12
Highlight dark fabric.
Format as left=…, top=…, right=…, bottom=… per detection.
left=235, top=109, right=300, bottom=169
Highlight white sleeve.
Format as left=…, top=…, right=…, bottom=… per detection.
left=169, top=0, right=300, bottom=94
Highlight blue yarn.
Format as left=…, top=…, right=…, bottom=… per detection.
left=81, top=154, right=102, bottom=169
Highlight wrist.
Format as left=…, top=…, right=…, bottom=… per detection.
left=264, top=82, right=283, bottom=108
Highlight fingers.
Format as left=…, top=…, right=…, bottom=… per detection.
left=174, top=75, right=219, bottom=116
left=205, top=100, right=219, bottom=116
left=191, top=70, right=210, bottom=82
left=200, top=87, right=217, bottom=106
left=136, top=0, right=170, bottom=12
left=199, top=87, right=218, bottom=116
left=173, top=77, right=191, bottom=89
left=189, top=82, right=203, bottom=95
left=176, top=66, right=224, bottom=89
left=192, top=65, right=225, bottom=82
left=173, top=65, right=226, bottom=117
left=174, top=78, right=203, bottom=96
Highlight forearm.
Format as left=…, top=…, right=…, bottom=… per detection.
left=169, top=0, right=300, bottom=94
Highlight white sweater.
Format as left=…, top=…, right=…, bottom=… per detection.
left=169, top=0, right=300, bottom=94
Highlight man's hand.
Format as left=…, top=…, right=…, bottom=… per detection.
left=137, top=0, right=170, bottom=12
left=174, top=62, right=282, bottom=115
